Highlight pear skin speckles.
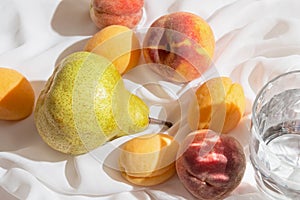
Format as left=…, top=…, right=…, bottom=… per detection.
left=34, top=51, right=149, bottom=155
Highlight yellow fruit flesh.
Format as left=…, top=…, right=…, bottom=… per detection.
left=119, top=133, right=179, bottom=186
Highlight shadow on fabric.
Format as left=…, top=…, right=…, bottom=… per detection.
left=51, top=0, right=99, bottom=36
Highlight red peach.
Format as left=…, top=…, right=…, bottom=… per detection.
left=143, top=12, right=215, bottom=83
left=90, top=0, right=144, bottom=29
left=176, top=130, right=246, bottom=200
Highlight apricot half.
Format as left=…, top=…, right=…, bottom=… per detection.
left=0, top=68, right=35, bottom=120
left=119, top=133, right=179, bottom=186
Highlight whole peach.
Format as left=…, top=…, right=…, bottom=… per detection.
left=84, top=25, right=141, bottom=75
left=188, top=77, right=246, bottom=134
left=0, top=67, right=35, bottom=120
left=143, top=12, right=215, bottom=83
left=176, top=130, right=246, bottom=200
left=90, top=0, right=144, bottom=29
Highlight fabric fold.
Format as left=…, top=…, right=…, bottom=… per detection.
left=1, top=0, right=300, bottom=199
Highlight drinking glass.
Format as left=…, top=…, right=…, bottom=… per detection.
left=250, top=70, right=300, bottom=199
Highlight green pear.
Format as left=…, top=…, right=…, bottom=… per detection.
left=34, top=51, right=149, bottom=155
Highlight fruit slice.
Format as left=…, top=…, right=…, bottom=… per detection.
left=119, top=133, right=179, bottom=186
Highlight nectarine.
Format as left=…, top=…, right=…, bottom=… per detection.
left=90, top=0, right=144, bottom=29
left=143, top=12, right=215, bottom=83
left=176, top=129, right=246, bottom=200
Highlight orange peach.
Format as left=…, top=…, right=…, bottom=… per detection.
left=0, top=68, right=35, bottom=120
left=189, top=77, right=245, bottom=133
left=143, top=12, right=215, bottom=83
left=90, top=0, right=144, bottom=29
left=84, top=25, right=141, bottom=75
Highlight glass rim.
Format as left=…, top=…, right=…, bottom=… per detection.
left=252, top=69, right=300, bottom=131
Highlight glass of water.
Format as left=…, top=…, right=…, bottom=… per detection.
left=250, top=70, right=300, bottom=199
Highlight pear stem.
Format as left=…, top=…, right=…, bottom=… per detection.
left=149, top=117, right=173, bottom=128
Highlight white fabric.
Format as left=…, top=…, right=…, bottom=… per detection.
left=1, top=0, right=300, bottom=199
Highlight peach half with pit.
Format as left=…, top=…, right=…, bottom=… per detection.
left=143, top=12, right=215, bottom=83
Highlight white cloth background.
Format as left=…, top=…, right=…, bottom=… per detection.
left=1, top=0, right=300, bottom=199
